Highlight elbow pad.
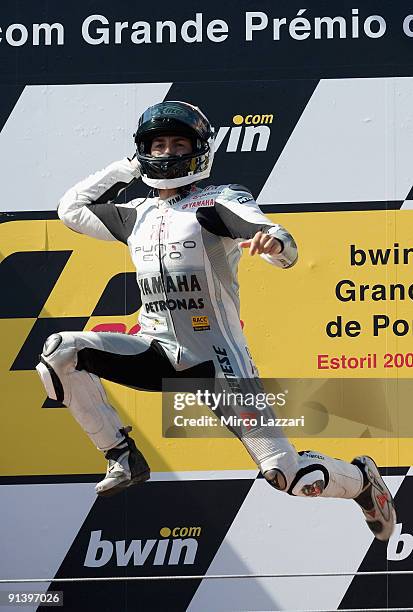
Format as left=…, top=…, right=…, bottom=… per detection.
left=264, top=226, right=298, bottom=268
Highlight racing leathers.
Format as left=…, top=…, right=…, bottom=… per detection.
left=36, top=157, right=365, bottom=500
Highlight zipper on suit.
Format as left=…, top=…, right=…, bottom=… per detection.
left=157, top=206, right=181, bottom=364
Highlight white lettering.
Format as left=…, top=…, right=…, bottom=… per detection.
left=115, top=539, right=157, bottom=566
left=245, top=11, right=268, bottom=41
left=115, top=21, right=129, bottom=45
left=403, top=15, right=413, bottom=37
left=33, top=23, right=64, bottom=46
left=227, top=126, right=242, bottom=152
left=156, top=20, right=177, bottom=43
left=363, top=15, right=386, bottom=39
left=241, top=125, right=271, bottom=152
left=314, top=16, right=346, bottom=39
left=352, top=8, right=359, bottom=38
left=5, top=24, right=28, bottom=47
left=153, top=539, right=169, bottom=565
left=82, top=14, right=109, bottom=45
left=207, top=19, right=228, bottom=43
left=181, top=13, right=203, bottom=43
left=84, top=531, right=199, bottom=567
left=289, top=9, right=311, bottom=41
left=131, top=22, right=151, bottom=44
left=169, top=539, right=198, bottom=565
left=273, top=18, right=287, bottom=40
left=387, top=523, right=413, bottom=561
left=214, top=126, right=230, bottom=152
left=84, top=530, right=113, bottom=567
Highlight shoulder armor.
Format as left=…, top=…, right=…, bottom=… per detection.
left=228, top=184, right=252, bottom=194
left=219, top=184, right=254, bottom=205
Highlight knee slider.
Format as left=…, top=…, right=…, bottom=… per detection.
left=41, top=332, right=76, bottom=371
left=287, top=451, right=330, bottom=497
left=42, top=333, right=63, bottom=357
left=36, top=333, right=74, bottom=402
left=289, top=469, right=326, bottom=497
left=36, top=358, right=64, bottom=402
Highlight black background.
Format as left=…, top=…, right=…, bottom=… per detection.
left=1, top=1, right=413, bottom=84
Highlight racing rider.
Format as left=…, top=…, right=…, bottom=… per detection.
left=36, top=101, right=396, bottom=542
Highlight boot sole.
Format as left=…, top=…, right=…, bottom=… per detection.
left=355, top=455, right=396, bottom=542
left=96, top=469, right=151, bottom=498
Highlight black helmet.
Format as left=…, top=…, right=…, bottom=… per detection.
left=134, top=101, right=215, bottom=188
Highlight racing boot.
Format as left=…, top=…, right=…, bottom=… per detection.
left=96, top=426, right=150, bottom=497
left=352, top=455, right=396, bottom=542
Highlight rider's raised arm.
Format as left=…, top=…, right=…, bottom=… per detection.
left=57, top=158, right=141, bottom=244
left=196, top=184, right=298, bottom=268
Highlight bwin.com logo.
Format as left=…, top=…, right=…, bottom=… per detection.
left=215, top=113, right=274, bottom=153
left=84, top=526, right=202, bottom=567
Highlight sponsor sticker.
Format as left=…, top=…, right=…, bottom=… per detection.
left=191, top=315, right=210, bottom=331
left=237, top=195, right=254, bottom=204
left=182, top=199, right=215, bottom=209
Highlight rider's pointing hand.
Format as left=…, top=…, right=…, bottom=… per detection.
left=240, top=231, right=283, bottom=256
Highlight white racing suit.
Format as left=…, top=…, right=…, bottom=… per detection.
left=36, top=158, right=364, bottom=499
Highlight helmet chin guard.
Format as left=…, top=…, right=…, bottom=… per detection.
left=134, top=101, right=215, bottom=188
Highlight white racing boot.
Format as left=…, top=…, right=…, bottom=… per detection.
left=352, top=455, right=396, bottom=542
left=95, top=427, right=150, bottom=498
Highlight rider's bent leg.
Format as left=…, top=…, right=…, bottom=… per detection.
left=36, top=331, right=134, bottom=451
left=36, top=330, right=165, bottom=496
left=242, top=431, right=396, bottom=541
left=241, top=430, right=364, bottom=499
left=36, top=330, right=178, bottom=450
left=211, top=373, right=364, bottom=500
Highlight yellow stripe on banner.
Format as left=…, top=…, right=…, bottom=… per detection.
left=1, top=211, right=413, bottom=476
left=39, top=222, right=135, bottom=318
